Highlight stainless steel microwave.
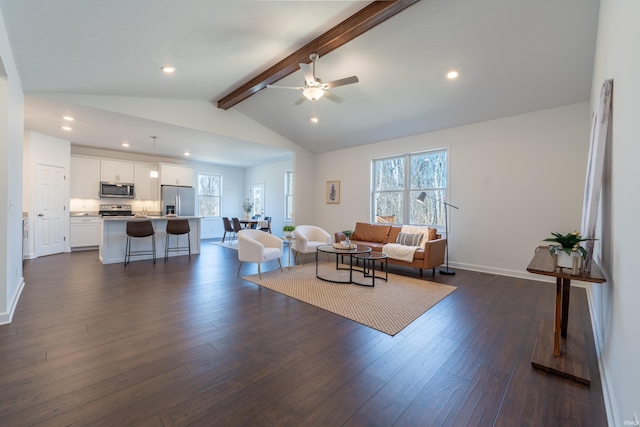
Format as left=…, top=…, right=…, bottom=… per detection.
left=100, top=182, right=135, bottom=199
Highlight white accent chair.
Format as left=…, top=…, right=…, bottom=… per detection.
left=291, top=225, right=332, bottom=264
left=237, top=229, right=283, bottom=278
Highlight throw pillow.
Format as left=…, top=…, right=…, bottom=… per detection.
left=395, top=232, right=422, bottom=247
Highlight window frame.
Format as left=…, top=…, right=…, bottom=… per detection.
left=284, top=170, right=293, bottom=221
left=197, top=173, right=222, bottom=218
left=371, top=149, right=448, bottom=227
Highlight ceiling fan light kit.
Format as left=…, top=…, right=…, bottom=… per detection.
left=267, top=53, right=358, bottom=105
left=303, top=87, right=324, bottom=101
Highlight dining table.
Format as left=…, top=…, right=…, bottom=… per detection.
left=239, top=219, right=258, bottom=229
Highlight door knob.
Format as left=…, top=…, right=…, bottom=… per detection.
left=38, top=213, right=44, bottom=217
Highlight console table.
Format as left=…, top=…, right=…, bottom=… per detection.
left=527, top=246, right=606, bottom=385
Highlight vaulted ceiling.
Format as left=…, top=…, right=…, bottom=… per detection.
left=1, top=0, right=600, bottom=167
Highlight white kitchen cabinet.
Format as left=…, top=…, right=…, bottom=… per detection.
left=70, top=217, right=101, bottom=249
left=160, top=164, right=194, bottom=187
left=100, top=160, right=134, bottom=183
left=134, top=163, right=159, bottom=200
left=71, top=156, right=101, bottom=199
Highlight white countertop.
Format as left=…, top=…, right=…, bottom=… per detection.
left=102, top=216, right=202, bottom=221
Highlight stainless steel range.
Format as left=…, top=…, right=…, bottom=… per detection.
left=99, top=204, right=133, bottom=217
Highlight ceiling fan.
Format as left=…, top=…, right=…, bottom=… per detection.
left=266, top=53, right=359, bottom=105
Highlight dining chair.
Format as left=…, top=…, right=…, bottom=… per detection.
left=222, top=217, right=236, bottom=243
left=232, top=217, right=243, bottom=234
left=259, top=216, right=272, bottom=233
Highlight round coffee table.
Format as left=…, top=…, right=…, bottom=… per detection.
left=352, top=252, right=388, bottom=287
left=316, top=244, right=371, bottom=284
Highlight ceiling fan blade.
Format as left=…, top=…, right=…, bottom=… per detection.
left=324, top=76, right=359, bottom=89
left=299, top=63, right=316, bottom=86
left=293, top=95, right=307, bottom=105
left=266, top=85, right=304, bottom=90
left=323, top=91, right=345, bottom=104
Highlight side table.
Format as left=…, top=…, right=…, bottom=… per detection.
left=280, top=235, right=300, bottom=268
left=527, top=246, right=606, bottom=385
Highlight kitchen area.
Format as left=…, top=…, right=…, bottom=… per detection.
left=68, top=155, right=201, bottom=264
left=23, top=131, right=283, bottom=265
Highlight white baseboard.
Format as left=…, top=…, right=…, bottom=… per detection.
left=584, top=285, right=617, bottom=427
left=451, top=261, right=555, bottom=283
left=0, top=277, right=25, bottom=325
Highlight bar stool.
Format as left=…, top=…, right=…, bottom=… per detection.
left=165, top=219, right=191, bottom=261
left=124, top=220, right=156, bottom=266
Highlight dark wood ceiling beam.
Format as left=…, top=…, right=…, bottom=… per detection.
left=216, top=0, right=421, bottom=110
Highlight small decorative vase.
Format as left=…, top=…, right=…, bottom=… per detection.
left=245, top=212, right=250, bottom=220
left=344, top=238, right=351, bottom=247
left=285, top=231, right=292, bottom=238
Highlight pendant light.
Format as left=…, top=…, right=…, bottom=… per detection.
left=150, top=136, right=159, bottom=178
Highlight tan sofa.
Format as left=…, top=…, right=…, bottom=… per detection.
left=335, top=222, right=446, bottom=278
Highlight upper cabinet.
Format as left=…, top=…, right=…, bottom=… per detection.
left=71, top=156, right=100, bottom=199
left=100, top=160, right=134, bottom=183
left=134, top=163, right=159, bottom=200
left=160, top=164, right=194, bottom=187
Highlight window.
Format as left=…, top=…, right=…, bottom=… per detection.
left=285, top=170, right=293, bottom=220
left=372, top=150, right=447, bottom=226
left=197, top=174, right=221, bottom=217
left=250, top=183, right=264, bottom=217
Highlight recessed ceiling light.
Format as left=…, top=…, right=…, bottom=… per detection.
left=62, top=126, right=72, bottom=131
left=161, top=66, right=175, bottom=73
left=184, top=152, right=191, bottom=156
left=446, top=70, right=459, bottom=79
left=122, top=142, right=130, bottom=147
left=63, top=116, right=74, bottom=121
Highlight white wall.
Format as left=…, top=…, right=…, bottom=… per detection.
left=588, top=0, right=640, bottom=424
left=0, top=9, right=25, bottom=324
left=314, top=102, right=591, bottom=279
left=245, top=159, right=293, bottom=237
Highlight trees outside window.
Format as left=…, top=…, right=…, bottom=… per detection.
left=372, top=150, right=447, bottom=226
left=198, top=174, right=221, bottom=217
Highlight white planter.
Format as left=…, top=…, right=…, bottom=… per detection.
left=555, top=250, right=583, bottom=274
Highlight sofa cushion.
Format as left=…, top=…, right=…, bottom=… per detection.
left=388, top=226, right=402, bottom=243
left=352, top=222, right=391, bottom=243
left=427, top=227, right=437, bottom=241
left=395, top=232, right=423, bottom=247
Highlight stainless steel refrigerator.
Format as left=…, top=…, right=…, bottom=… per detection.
left=161, top=185, right=195, bottom=216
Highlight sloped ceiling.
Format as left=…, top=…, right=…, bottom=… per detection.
left=1, top=0, right=599, bottom=166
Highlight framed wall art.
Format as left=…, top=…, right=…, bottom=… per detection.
left=326, top=180, right=340, bottom=204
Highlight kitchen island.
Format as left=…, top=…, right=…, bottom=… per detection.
left=99, top=216, right=201, bottom=264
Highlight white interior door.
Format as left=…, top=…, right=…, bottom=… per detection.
left=36, top=163, right=66, bottom=257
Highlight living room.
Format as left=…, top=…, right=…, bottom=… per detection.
left=1, top=0, right=639, bottom=425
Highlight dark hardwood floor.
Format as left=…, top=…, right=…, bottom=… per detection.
left=1, top=241, right=607, bottom=426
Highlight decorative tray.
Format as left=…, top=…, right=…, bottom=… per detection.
left=333, top=243, right=357, bottom=250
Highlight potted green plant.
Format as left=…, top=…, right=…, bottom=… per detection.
left=342, top=229, right=353, bottom=246
left=543, top=231, right=595, bottom=272
left=242, top=199, right=254, bottom=220
left=283, top=224, right=296, bottom=237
